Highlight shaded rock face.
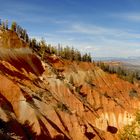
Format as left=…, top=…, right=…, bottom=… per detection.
left=107, top=125, right=118, bottom=134
left=0, top=48, right=44, bottom=76
left=0, top=29, right=140, bottom=140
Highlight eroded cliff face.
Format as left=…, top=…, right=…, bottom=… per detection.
left=0, top=27, right=28, bottom=48
left=0, top=29, right=139, bottom=140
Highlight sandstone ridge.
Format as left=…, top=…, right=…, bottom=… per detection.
left=0, top=29, right=139, bottom=140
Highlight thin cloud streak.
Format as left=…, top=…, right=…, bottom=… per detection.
left=59, top=23, right=140, bottom=39
left=47, top=22, right=140, bottom=57
left=1, top=0, right=140, bottom=57
left=112, top=12, right=140, bottom=22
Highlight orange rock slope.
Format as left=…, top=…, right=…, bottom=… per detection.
left=0, top=30, right=140, bottom=140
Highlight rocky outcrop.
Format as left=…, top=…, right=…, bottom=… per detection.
left=0, top=48, right=44, bottom=76
left=0, top=29, right=139, bottom=140
left=0, top=28, right=28, bottom=48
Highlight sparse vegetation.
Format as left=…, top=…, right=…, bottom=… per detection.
left=129, top=89, right=138, bottom=98
left=69, top=75, right=74, bottom=85
left=30, top=38, right=92, bottom=62
left=11, top=21, right=17, bottom=32
left=85, top=74, right=93, bottom=86
left=0, top=19, right=92, bottom=62
left=75, top=85, right=82, bottom=93
left=119, top=111, right=140, bottom=140
left=56, top=102, right=71, bottom=114
left=0, top=19, right=29, bottom=43
left=97, top=61, right=140, bottom=83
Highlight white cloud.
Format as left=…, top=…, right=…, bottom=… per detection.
left=59, top=23, right=140, bottom=39
left=112, top=12, right=140, bottom=22
left=51, top=23, right=140, bottom=57
left=126, top=14, right=140, bottom=21
left=30, top=21, right=140, bottom=58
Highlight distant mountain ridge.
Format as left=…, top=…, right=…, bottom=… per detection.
left=94, top=56, right=140, bottom=61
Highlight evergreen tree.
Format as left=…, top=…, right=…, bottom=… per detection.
left=11, top=21, right=17, bottom=32
left=1, top=21, right=5, bottom=29
left=0, top=19, right=1, bottom=26
left=5, top=20, right=8, bottom=30
left=39, top=38, right=46, bottom=60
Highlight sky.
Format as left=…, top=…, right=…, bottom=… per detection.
left=0, top=0, right=140, bottom=58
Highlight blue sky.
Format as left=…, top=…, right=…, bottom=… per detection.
left=1, top=0, right=140, bottom=57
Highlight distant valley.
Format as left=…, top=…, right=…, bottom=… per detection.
left=94, top=56, right=140, bottom=70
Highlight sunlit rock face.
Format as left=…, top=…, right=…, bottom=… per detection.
left=95, top=111, right=134, bottom=131
left=0, top=27, right=28, bottom=48
left=0, top=29, right=139, bottom=140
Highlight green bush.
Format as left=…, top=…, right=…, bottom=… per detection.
left=129, top=89, right=138, bottom=98
left=119, top=111, right=140, bottom=140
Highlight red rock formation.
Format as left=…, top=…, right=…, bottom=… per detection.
left=0, top=29, right=139, bottom=140
left=0, top=28, right=28, bottom=48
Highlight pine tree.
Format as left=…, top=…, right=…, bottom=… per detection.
left=5, top=20, right=8, bottom=30
left=1, top=21, right=5, bottom=29
left=40, top=38, right=46, bottom=60
left=11, top=21, right=17, bottom=32
left=0, top=19, right=1, bottom=26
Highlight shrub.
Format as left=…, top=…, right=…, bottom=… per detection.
left=119, top=111, right=140, bottom=140
left=129, top=89, right=138, bottom=98
left=56, top=102, right=71, bottom=114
